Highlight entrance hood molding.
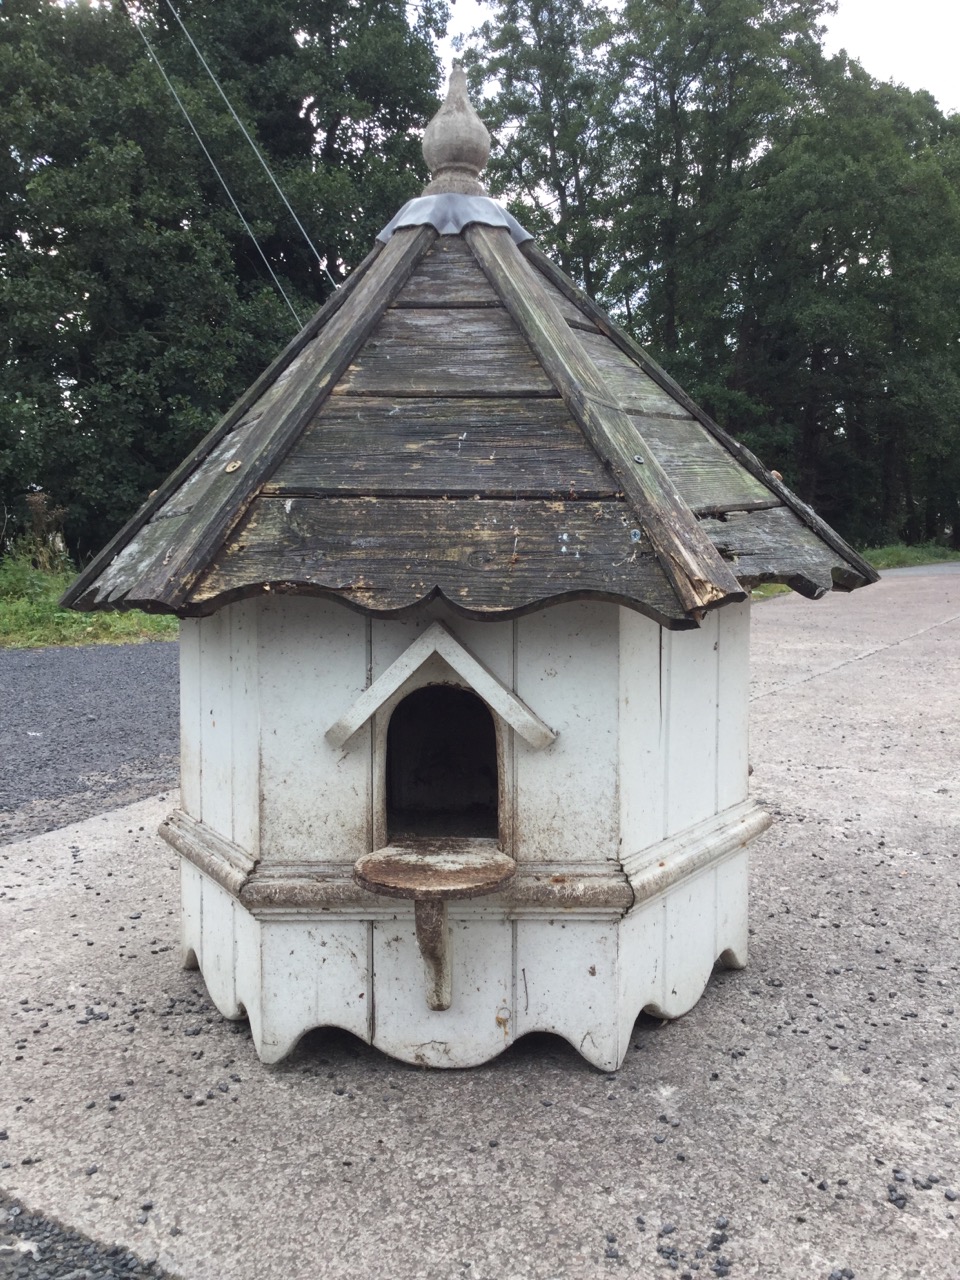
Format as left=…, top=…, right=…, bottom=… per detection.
left=325, top=621, right=557, bottom=751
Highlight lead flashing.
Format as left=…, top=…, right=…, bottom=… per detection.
left=377, top=194, right=532, bottom=244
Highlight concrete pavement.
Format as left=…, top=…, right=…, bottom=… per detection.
left=1, top=566, right=958, bottom=1279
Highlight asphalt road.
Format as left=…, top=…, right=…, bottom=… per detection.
left=0, top=641, right=178, bottom=845
left=882, top=562, right=960, bottom=576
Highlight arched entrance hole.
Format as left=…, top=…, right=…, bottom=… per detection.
left=386, top=685, right=498, bottom=841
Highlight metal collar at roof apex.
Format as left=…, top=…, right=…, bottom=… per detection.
left=378, top=65, right=532, bottom=245
left=377, top=194, right=532, bottom=245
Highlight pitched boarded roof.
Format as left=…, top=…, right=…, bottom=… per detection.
left=63, top=68, right=876, bottom=629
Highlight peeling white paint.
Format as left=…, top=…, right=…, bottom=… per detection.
left=174, top=596, right=759, bottom=1071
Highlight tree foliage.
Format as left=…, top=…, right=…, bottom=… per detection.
left=465, top=0, right=960, bottom=548
left=460, top=0, right=618, bottom=296
left=735, top=66, right=960, bottom=543
left=1, top=0, right=444, bottom=557
left=4, top=0, right=959, bottom=558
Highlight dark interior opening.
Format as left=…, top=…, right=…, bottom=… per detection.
left=386, top=685, right=498, bottom=841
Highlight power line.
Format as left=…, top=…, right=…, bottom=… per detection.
left=125, top=4, right=304, bottom=330
left=162, top=0, right=340, bottom=292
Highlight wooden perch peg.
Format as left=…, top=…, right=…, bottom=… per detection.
left=415, top=901, right=452, bottom=1012
left=354, top=840, right=516, bottom=1012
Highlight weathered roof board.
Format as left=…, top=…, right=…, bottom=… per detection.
left=63, top=219, right=877, bottom=628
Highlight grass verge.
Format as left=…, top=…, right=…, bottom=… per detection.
left=862, top=542, right=960, bottom=570
left=0, top=555, right=177, bottom=649
left=750, top=583, right=791, bottom=601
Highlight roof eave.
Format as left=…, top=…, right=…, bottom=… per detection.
left=519, top=241, right=879, bottom=591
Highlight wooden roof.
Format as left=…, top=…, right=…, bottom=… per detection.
left=63, top=71, right=876, bottom=629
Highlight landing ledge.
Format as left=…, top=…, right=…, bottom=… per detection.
left=354, top=839, right=515, bottom=901
left=159, top=811, right=633, bottom=913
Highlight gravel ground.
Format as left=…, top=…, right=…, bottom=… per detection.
left=0, top=642, right=178, bottom=846
left=1, top=641, right=180, bottom=1279
left=1, top=569, right=958, bottom=1280
left=0, top=1194, right=167, bottom=1280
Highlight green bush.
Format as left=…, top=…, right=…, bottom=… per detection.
left=0, top=552, right=177, bottom=648
left=0, top=552, right=65, bottom=602
left=864, top=542, right=960, bottom=570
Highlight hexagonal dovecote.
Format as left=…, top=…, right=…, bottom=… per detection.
left=64, top=68, right=875, bottom=1069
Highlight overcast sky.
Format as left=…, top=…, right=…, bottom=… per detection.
left=443, top=0, right=960, bottom=116
left=823, top=0, right=959, bottom=114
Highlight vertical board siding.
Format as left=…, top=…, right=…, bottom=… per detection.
left=662, top=867, right=719, bottom=1011
left=230, top=600, right=261, bottom=855
left=436, top=613, right=514, bottom=685
left=198, top=609, right=233, bottom=840
left=258, top=597, right=370, bottom=861
left=617, top=607, right=666, bottom=854
left=716, top=601, right=751, bottom=812
left=370, top=610, right=436, bottom=677
left=616, top=905, right=665, bottom=1053
left=515, top=602, right=619, bottom=863
left=194, top=603, right=261, bottom=847
left=664, top=612, right=720, bottom=836
left=257, top=920, right=369, bottom=1062
left=199, top=874, right=239, bottom=1017
left=616, top=849, right=750, bottom=1035
left=233, top=900, right=262, bottom=1031
left=512, top=918, right=620, bottom=1063
left=715, top=852, right=749, bottom=967
left=618, top=600, right=751, bottom=854
left=179, top=860, right=203, bottom=969
left=178, top=620, right=202, bottom=821
left=372, top=913, right=513, bottom=1063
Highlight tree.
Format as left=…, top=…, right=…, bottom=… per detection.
left=0, top=0, right=445, bottom=557
left=606, top=0, right=834, bottom=377
left=464, top=0, right=960, bottom=548
left=733, top=64, right=960, bottom=544
left=460, top=0, right=618, bottom=297
left=151, top=0, right=448, bottom=291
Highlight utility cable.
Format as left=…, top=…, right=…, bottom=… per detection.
left=162, top=0, right=340, bottom=292
left=125, top=5, right=303, bottom=330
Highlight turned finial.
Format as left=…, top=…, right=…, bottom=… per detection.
left=422, top=63, right=491, bottom=196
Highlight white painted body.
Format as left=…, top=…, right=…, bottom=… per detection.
left=168, top=596, right=766, bottom=1070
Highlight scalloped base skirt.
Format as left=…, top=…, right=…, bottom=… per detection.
left=179, top=851, right=749, bottom=1072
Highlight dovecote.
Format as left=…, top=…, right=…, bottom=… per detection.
left=64, top=67, right=875, bottom=1070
